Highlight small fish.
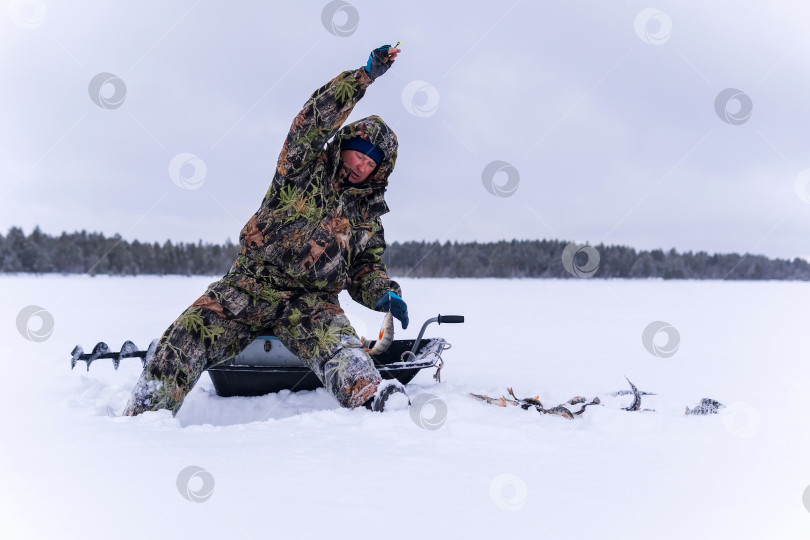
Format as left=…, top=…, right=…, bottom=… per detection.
left=623, top=376, right=642, bottom=411
left=545, top=406, right=574, bottom=419
left=685, top=398, right=725, bottom=415
left=507, top=387, right=544, bottom=411
left=573, top=397, right=601, bottom=416
left=622, top=377, right=655, bottom=412
left=468, top=393, right=507, bottom=406
left=362, top=311, right=394, bottom=355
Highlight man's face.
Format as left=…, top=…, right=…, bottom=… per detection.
left=340, top=149, right=378, bottom=184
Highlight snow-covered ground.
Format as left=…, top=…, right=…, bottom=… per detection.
left=1, top=275, right=809, bottom=539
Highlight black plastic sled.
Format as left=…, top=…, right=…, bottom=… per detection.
left=70, top=314, right=464, bottom=398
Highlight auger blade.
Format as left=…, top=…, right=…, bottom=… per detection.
left=70, top=345, right=84, bottom=370
left=116, top=340, right=139, bottom=370
left=87, top=342, right=111, bottom=371
left=119, top=340, right=139, bottom=357
left=143, top=339, right=159, bottom=367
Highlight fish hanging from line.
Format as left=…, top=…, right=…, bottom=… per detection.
left=362, top=311, right=394, bottom=355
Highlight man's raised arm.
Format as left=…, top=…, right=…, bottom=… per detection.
left=275, top=45, right=400, bottom=180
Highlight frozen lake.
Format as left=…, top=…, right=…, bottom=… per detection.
left=1, top=275, right=809, bottom=539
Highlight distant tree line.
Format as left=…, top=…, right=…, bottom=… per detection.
left=382, top=239, right=810, bottom=280
left=1, top=226, right=808, bottom=280
left=0, top=226, right=238, bottom=276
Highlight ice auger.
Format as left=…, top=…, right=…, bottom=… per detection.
left=70, top=339, right=158, bottom=371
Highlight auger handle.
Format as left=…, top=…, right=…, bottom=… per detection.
left=410, top=314, right=465, bottom=356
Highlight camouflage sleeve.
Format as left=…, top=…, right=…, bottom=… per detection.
left=275, top=67, right=373, bottom=184
left=348, top=218, right=402, bottom=311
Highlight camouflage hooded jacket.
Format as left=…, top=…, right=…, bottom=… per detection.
left=223, top=66, right=402, bottom=311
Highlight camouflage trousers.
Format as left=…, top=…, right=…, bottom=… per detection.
left=123, top=278, right=382, bottom=416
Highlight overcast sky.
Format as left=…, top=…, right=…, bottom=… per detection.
left=2, top=0, right=810, bottom=259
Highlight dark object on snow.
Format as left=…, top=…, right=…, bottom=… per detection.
left=70, top=315, right=461, bottom=397
left=622, top=377, right=641, bottom=411
left=365, top=382, right=410, bottom=412
left=469, top=378, right=655, bottom=418
left=621, top=377, right=655, bottom=412
left=468, top=388, right=601, bottom=419
left=545, top=405, right=575, bottom=419
left=207, top=314, right=462, bottom=397
left=208, top=336, right=449, bottom=397
left=610, top=389, right=656, bottom=397
left=685, top=398, right=725, bottom=415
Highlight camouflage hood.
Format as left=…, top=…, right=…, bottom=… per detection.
left=326, top=115, right=398, bottom=217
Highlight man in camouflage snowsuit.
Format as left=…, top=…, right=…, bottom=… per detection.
left=124, top=45, right=409, bottom=416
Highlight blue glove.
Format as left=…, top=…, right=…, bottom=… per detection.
left=364, top=44, right=396, bottom=82
left=375, top=291, right=409, bottom=329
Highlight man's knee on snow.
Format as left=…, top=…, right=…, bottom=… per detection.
left=322, top=344, right=381, bottom=408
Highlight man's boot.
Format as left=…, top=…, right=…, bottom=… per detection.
left=365, top=380, right=410, bottom=412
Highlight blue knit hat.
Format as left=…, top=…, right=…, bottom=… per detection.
left=340, top=136, right=384, bottom=164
